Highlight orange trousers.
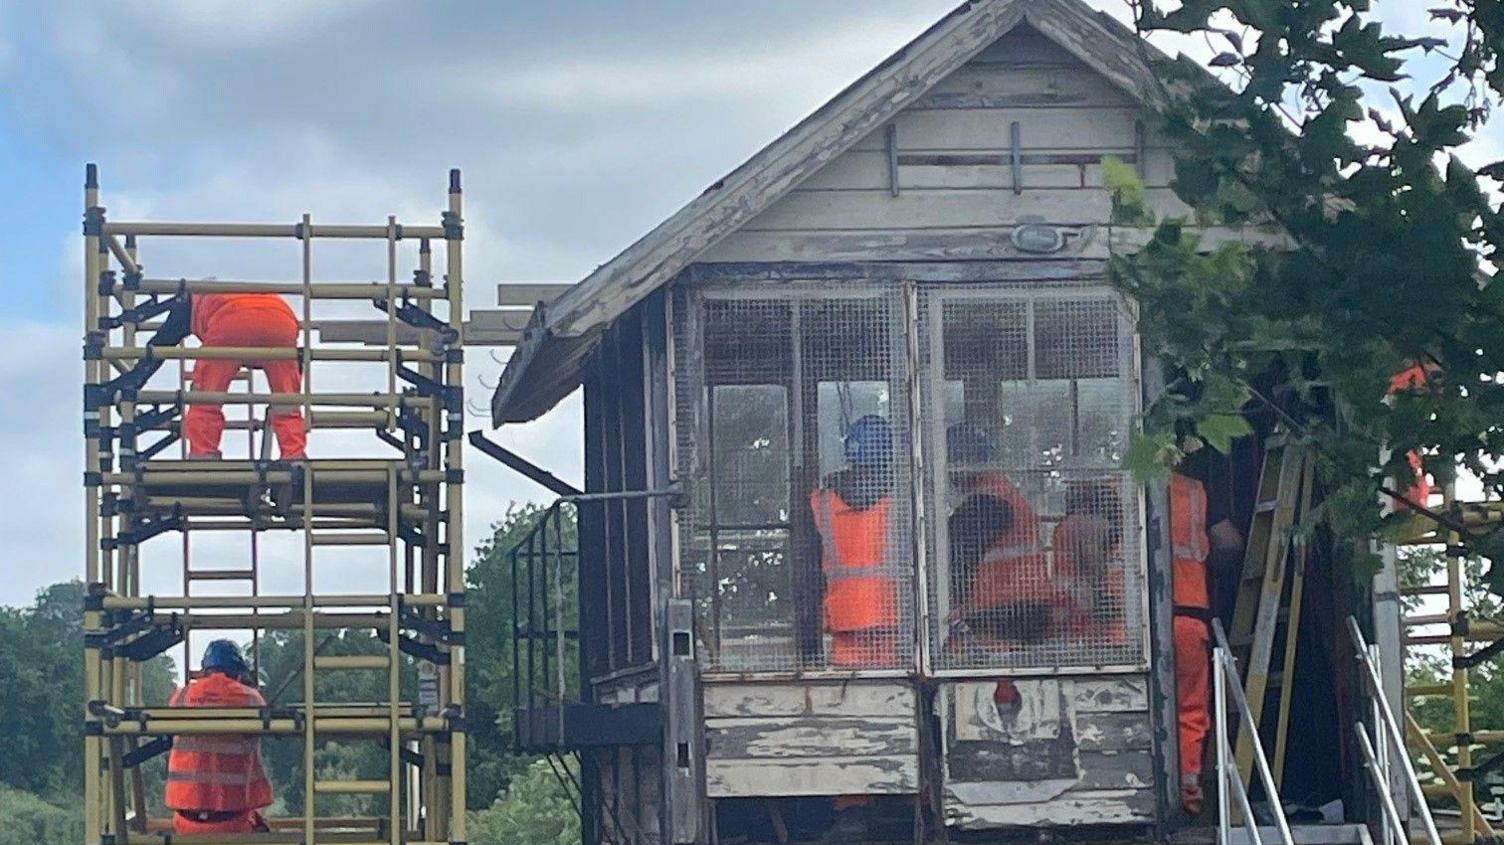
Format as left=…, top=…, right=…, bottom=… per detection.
left=187, top=309, right=306, bottom=459
left=1174, top=615, right=1211, bottom=789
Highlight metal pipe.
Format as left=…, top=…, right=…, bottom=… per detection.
left=103, top=222, right=448, bottom=239
left=444, top=167, right=467, bottom=840
left=1370, top=644, right=1400, bottom=845
left=101, top=346, right=441, bottom=363
left=101, top=593, right=447, bottom=610
left=314, top=655, right=391, bottom=670
left=315, top=780, right=392, bottom=795
left=1215, top=644, right=1232, bottom=845
left=1356, top=726, right=1410, bottom=845
left=1212, top=620, right=1295, bottom=845
left=134, top=389, right=421, bottom=408
left=121, top=279, right=448, bottom=299
left=1406, top=711, right=1499, bottom=838
left=1347, top=618, right=1444, bottom=845
left=99, top=717, right=447, bottom=736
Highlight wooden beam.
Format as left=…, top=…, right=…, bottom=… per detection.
left=496, top=283, right=572, bottom=307
left=314, top=310, right=529, bottom=347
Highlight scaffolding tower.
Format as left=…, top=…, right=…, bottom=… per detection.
left=81, top=163, right=467, bottom=845
left=1400, top=481, right=1504, bottom=844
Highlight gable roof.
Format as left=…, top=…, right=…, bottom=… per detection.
left=492, top=0, right=1167, bottom=424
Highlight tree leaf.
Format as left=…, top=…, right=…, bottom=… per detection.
left=1197, top=413, right=1255, bottom=454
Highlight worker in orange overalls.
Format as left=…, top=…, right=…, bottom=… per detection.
left=1171, top=464, right=1244, bottom=815
left=144, top=291, right=307, bottom=460
left=808, top=414, right=902, bottom=668
left=1053, top=480, right=1126, bottom=644
left=166, top=640, right=274, bottom=834
left=944, top=423, right=1055, bottom=648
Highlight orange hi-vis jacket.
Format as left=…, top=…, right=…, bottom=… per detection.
left=190, top=292, right=298, bottom=341
left=809, top=489, right=899, bottom=632
left=1171, top=472, right=1211, bottom=612
left=955, top=472, right=1052, bottom=615
left=1389, top=363, right=1436, bottom=509
left=165, top=673, right=274, bottom=813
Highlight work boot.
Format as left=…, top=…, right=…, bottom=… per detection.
left=187, top=450, right=222, bottom=460
left=1181, top=782, right=1204, bottom=816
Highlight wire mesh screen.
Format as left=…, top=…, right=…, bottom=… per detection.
left=919, top=284, right=1146, bottom=672
left=674, top=286, right=915, bottom=673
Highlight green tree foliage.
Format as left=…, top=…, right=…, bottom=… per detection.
left=1117, top=1, right=1504, bottom=591
left=0, top=582, right=176, bottom=824
left=0, top=582, right=176, bottom=801
left=467, top=503, right=578, bottom=809
left=468, top=758, right=580, bottom=845
left=0, top=787, right=84, bottom=845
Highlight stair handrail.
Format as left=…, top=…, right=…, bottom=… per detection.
left=1213, top=618, right=1296, bottom=845
left=1346, top=616, right=1443, bottom=845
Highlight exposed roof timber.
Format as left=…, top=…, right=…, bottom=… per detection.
left=491, top=0, right=1178, bottom=425
left=497, top=283, right=573, bottom=307
left=317, top=309, right=531, bottom=347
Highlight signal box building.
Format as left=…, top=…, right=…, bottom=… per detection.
left=488, top=1, right=1408, bottom=842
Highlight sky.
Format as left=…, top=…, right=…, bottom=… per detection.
left=0, top=0, right=1497, bottom=609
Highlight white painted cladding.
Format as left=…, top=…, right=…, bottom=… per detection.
left=702, top=28, right=1185, bottom=264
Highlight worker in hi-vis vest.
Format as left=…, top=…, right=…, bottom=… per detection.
left=1170, top=465, right=1243, bottom=815
left=808, top=414, right=901, bottom=668
left=166, top=640, right=274, bottom=834
left=943, top=423, right=1054, bottom=647
left=134, top=291, right=307, bottom=460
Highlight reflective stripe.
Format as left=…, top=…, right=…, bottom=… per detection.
left=811, top=490, right=889, bottom=582
left=1171, top=474, right=1209, bottom=562
left=167, top=770, right=259, bottom=786
left=813, top=492, right=842, bottom=573
left=173, top=737, right=254, bottom=755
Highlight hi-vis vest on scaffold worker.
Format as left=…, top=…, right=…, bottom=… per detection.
left=143, top=291, right=307, bottom=460
left=809, top=414, right=901, bottom=667
left=166, top=640, right=274, bottom=834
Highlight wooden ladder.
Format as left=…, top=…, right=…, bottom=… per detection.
left=1228, top=434, right=1314, bottom=791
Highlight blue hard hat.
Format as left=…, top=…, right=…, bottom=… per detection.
left=946, top=422, right=993, bottom=466
left=844, top=414, right=894, bottom=468
left=202, top=639, right=248, bottom=676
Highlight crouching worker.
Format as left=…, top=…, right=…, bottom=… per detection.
left=141, top=291, right=307, bottom=460
left=166, top=640, right=274, bottom=834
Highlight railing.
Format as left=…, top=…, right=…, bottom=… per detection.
left=1347, top=617, right=1443, bottom=845
left=1213, top=618, right=1296, bottom=845
left=507, top=487, right=681, bottom=753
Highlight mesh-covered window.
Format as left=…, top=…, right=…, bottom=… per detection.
left=920, top=284, right=1145, bottom=672
left=675, top=287, right=914, bottom=673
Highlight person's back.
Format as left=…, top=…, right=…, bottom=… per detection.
left=166, top=641, right=273, bottom=833
left=809, top=415, right=901, bottom=667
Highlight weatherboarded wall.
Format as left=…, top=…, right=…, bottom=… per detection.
left=684, top=24, right=1168, bottom=829
left=700, top=26, right=1187, bottom=265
